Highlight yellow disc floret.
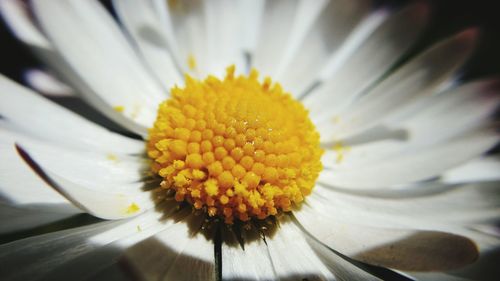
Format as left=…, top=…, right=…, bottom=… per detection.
left=147, top=66, right=323, bottom=224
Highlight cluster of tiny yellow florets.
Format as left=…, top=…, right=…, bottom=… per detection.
left=147, top=66, right=323, bottom=224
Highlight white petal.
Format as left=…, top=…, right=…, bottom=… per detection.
left=163, top=0, right=250, bottom=77
left=319, top=130, right=498, bottom=189
left=0, top=75, right=144, bottom=154
left=310, top=183, right=500, bottom=230
left=308, top=185, right=500, bottom=279
left=0, top=133, right=75, bottom=206
left=442, top=157, right=500, bottom=184
left=221, top=228, right=276, bottom=280
left=0, top=203, right=79, bottom=235
left=278, top=0, right=372, bottom=96
left=318, top=29, right=478, bottom=142
left=0, top=212, right=166, bottom=281
left=236, top=0, right=265, bottom=55
left=303, top=3, right=429, bottom=119
left=202, top=0, right=248, bottom=76
left=252, top=0, right=327, bottom=78
left=164, top=0, right=209, bottom=77
left=305, top=236, right=383, bottom=281
left=16, top=143, right=153, bottom=220
left=23, top=69, right=75, bottom=97
left=125, top=214, right=216, bottom=281
left=295, top=202, right=479, bottom=271
left=308, top=184, right=499, bottom=279
left=321, top=78, right=500, bottom=171
left=0, top=219, right=125, bottom=281
left=41, top=211, right=171, bottom=281
left=15, top=137, right=146, bottom=189
left=265, top=218, right=334, bottom=280
left=112, top=0, right=182, bottom=90
left=32, top=0, right=167, bottom=135
left=150, top=0, right=185, bottom=63
left=0, top=0, right=51, bottom=49
left=386, top=78, right=499, bottom=145
left=0, top=1, right=125, bottom=125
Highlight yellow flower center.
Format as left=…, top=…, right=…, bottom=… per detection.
left=147, top=66, right=323, bottom=224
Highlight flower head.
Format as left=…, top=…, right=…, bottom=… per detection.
left=0, top=0, right=499, bottom=280
left=148, top=67, right=322, bottom=223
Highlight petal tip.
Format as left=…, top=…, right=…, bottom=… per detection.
left=459, top=27, right=481, bottom=42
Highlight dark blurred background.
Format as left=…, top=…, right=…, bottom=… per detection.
left=1, top=0, right=499, bottom=83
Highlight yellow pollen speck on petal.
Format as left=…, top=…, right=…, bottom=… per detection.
left=113, top=105, right=125, bottom=113
left=126, top=203, right=140, bottom=214
left=137, top=225, right=142, bottom=232
left=106, top=153, right=119, bottom=162
left=332, top=142, right=350, bottom=164
left=147, top=65, right=323, bottom=223
left=187, top=54, right=197, bottom=71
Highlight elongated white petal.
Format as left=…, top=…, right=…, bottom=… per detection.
left=202, top=0, right=248, bottom=76
left=221, top=228, right=276, bottom=280
left=0, top=75, right=143, bottom=154
left=265, top=218, right=334, bottom=280
left=15, top=137, right=147, bottom=189
left=253, top=0, right=327, bottom=78
left=16, top=144, right=153, bottom=219
left=278, top=0, right=372, bottom=96
left=0, top=134, right=75, bottom=206
left=310, top=183, right=500, bottom=229
left=304, top=3, right=429, bottom=118
left=160, top=233, right=215, bottom=280
left=112, top=0, right=182, bottom=90
left=123, top=226, right=189, bottom=281
left=305, top=236, right=383, bottom=281
left=236, top=0, right=265, bottom=55
left=0, top=1, right=137, bottom=128
left=0, top=203, right=79, bottom=234
left=384, top=78, right=499, bottom=147
left=319, top=130, right=498, bottom=189
left=150, top=0, right=184, bottom=63
left=251, top=0, right=298, bottom=77
left=309, top=184, right=500, bottom=279
left=41, top=211, right=171, bottom=281
left=442, top=157, right=500, bottom=184
left=295, top=203, right=479, bottom=271
left=23, top=69, right=75, bottom=97
left=164, top=0, right=209, bottom=77
left=0, top=0, right=51, bottom=49
left=308, top=184, right=499, bottom=278
left=162, top=0, right=251, bottom=77
left=125, top=214, right=216, bottom=281
left=0, top=212, right=168, bottom=281
left=32, top=0, right=167, bottom=135
left=322, top=79, right=500, bottom=171
left=318, top=29, right=478, bottom=142
left=0, top=220, right=124, bottom=281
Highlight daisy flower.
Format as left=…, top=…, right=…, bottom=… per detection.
left=1, top=0, right=499, bottom=280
